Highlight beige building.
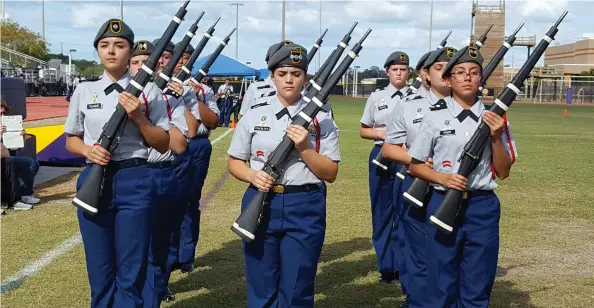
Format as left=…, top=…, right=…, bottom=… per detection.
left=544, top=39, right=594, bottom=74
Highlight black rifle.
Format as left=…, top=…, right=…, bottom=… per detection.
left=405, top=30, right=452, bottom=97
left=72, top=1, right=190, bottom=215
left=231, top=29, right=372, bottom=243
left=189, top=28, right=236, bottom=85
left=403, top=24, right=495, bottom=208
left=430, top=11, right=567, bottom=234
left=153, top=11, right=204, bottom=91
left=307, top=28, right=328, bottom=65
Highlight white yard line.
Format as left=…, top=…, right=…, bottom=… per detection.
left=0, top=129, right=233, bottom=295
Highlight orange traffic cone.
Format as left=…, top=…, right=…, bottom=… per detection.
left=563, top=109, right=568, bottom=116
left=230, top=118, right=236, bottom=129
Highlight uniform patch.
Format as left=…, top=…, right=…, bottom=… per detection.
left=442, top=160, right=452, bottom=168
left=413, top=118, right=422, bottom=124
left=256, top=150, right=264, bottom=157
left=137, top=40, right=148, bottom=51
left=440, top=129, right=456, bottom=136
left=378, top=105, right=388, bottom=111
left=257, top=84, right=271, bottom=90
left=290, top=48, right=303, bottom=63
left=251, top=102, right=270, bottom=109
left=260, top=91, right=276, bottom=98
left=109, top=20, right=121, bottom=34
left=468, top=47, right=479, bottom=59
left=254, top=126, right=271, bottom=131
left=446, top=47, right=455, bottom=59
left=87, top=103, right=102, bottom=109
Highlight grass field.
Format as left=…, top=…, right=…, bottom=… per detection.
left=2, top=97, right=594, bottom=307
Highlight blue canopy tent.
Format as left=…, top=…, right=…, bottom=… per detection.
left=191, top=53, right=264, bottom=78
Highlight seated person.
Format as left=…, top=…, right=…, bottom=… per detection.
left=1, top=99, right=40, bottom=205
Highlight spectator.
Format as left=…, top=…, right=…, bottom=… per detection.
left=1, top=99, right=40, bottom=208
left=66, top=76, right=74, bottom=101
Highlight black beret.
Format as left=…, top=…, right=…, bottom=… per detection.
left=384, top=51, right=409, bottom=68
left=423, top=46, right=457, bottom=69
left=152, top=38, right=175, bottom=53
left=265, top=40, right=294, bottom=63
left=175, top=42, right=194, bottom=55
left=131, top=40, right=155, bottom=57
left=415, top=51, right=431, bottom=71
left=442, top=46, right=484, bottom=78
left=267, top=43, right=308, bottom=71
left=93, top=19, right=134, bottom=49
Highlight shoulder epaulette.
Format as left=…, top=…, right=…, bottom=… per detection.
left=257, top=84, right=271, bottom=90
left=260, top=91, right=276, bottom=98
left=251, top=102, right=270, bottom=109
left=430, top=100, right=447, bottom=111
left=374, top=87, right=385, bottom=93
left=405, top=94, right=423, bottom=102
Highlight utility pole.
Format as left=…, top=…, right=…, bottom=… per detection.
left=120, top=0, right=124, bottom=21
left=41, top=0, right=45, bottom=42
left=281, top=0, right=286, bottom=41
left=429, top=0, right=434, bottom=51
left=230, top=2, right=243, bottom=59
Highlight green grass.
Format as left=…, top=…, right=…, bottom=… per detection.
left=2, top=98, right=594, bottom=307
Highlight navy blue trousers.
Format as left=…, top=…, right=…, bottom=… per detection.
left=77, top=164, right=153, bottom=308
left=178, top=137, right=212, bottom=265
left=242, top=185, right=326, bottom=308
left=399, top=174, right=430, bottom=307
left=425, top=190, right=501, bottom=308
left=218, top=97, right=233, bottom=126
left=368, top=145, right=401, bottom=274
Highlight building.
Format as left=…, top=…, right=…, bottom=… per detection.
left=471, top=1, right=505, bottom=96
left=544, top=39, right=594, bottom=74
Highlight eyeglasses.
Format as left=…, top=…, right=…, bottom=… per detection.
left=452, top=70, right=481, bottom=81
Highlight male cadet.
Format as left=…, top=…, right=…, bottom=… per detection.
left=153, top=38, right=175, bottom=75
left=360, top=51, right=410, bottom=284
left=381, top=46, right=457, bottom=308
left=238, top=40, right=293, bottom=117
left=410, top=51, right=432, bottom=98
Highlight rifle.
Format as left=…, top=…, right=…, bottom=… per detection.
left=430, top=11, right=567, bottom=234
left=72, top=1, right=190, bottom=215
left=231, top=29, right=372, bottom=243
left=405, top=30, right=452, bottom=96
left=307, top=28, right=328, bottom=66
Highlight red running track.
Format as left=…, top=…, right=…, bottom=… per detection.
left=25, top=96, right=69, bottom=122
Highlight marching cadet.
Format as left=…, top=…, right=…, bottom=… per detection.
left=127, top=40, right=191, bottom=307
left=227, top=43, right=340, bottom=307
left=359, top=51, right=410, bottom=284
left=382, top=46, right=457, bottom=308
left=64, top=19, right=171, bottom=308
left=408, top=46, right=516, bottom=307
left=238, top=40, right=293, bottom=117
left=412, top=51, right=431, bottom=98
left=152, top=38, right=175, bottom=74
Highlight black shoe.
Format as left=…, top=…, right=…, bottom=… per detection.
left=180, top=263, right=195, bottom=274
left=400, top=295, right=409, bottom=308
left=171, top=262, right=181, bottom=271
left=163, top=287, right=175, bottom=302
left=379, top=272, right=396, bottom=284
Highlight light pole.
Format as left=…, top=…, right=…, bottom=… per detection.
left=68, top=49, right=76, bottom=78
left=281, top=0, right=286, bottom=41
left=429, top=0, right=434, bottom=51
left=41, top=0, right=45, bottom=42
left=231, top=2, right=243, bottom=59
left=120, top=0, right=124, bottom=21
left=354, top=66, right=360, bottom=97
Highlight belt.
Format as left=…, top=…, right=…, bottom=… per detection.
left=251, top=184, right=321, bottom=194
left=434, top=189, right=494, bottom=199
left=104, top=158, right=147, bottom=169
left=147, top=161, right=173, bottom=168
left=191, top=134, right=208, bottom=140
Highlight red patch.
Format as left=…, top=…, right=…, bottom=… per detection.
left=256, top=150, right=264, bottom=157
left=442, top=160, right=452, bottom=168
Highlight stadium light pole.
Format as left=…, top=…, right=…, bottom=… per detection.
left=120, top=0, right=124, bottom=21
left=68, top=49, right=77, bottom=78
left=41, top=0, right=45, bottom=42
left=428, top=0, right=434, bottom=51
left=281, top=0, right=286, bottom=41
left=231, top=2, right=243, bottom=59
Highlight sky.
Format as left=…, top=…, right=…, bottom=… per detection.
left=2, top=0, right=592, bottom=73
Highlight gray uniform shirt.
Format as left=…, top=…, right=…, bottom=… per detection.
left=64, top=71, right=171, bottom=161
left=147, top=86, right=188, bottom=163
left=360, top=84, right=409, bottom=145
left=408, top=96, right=518, bottom=191
left=239, top=76, right=275, bottom=116
left=386, top=89, right=444, bottom=147
left=228, top=95, right=340, bottom=186
left=183, top=83, right=220, bottom=137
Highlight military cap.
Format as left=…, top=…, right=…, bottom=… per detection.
left=442, top=46, right=484, bottom=78
left=175, top=42, right=194, bottom=55
left=265, top=40, right=294, bottom=63
left=93, top=19, right=134, bottom=49
left=132, top=40, right=155, bottom=57
left=423, top=46, right=457, bottom=69
left=384, top=51, right=409, bottom=68
left=152, top=38, right=175, bottom=54
left=415, top=51, right=431, bottom=71
left=267, top=43, right=308, bottom=71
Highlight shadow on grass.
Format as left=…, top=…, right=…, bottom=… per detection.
left=167, top=237, right=376, bottom=307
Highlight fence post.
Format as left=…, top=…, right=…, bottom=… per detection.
left=566, top=87, right=572, bottom=105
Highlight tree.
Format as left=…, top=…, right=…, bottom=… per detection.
left=0, top=19, right=48, bottom=65
left=579, top=68, right=594, bottom=76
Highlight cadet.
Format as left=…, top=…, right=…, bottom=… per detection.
left=408, top=46, right=517, bottom=307
left=411, top=51, right=431, bottom=98
left=64, top=19, right=171, bottom=307
left=171, top=52, right=220, bottom=275
left=382, top=46, right=457, bottom=308
left=238, top=40, right=293, bottom=117
left=152, top=38, right=175, bottom=74
left=360, top=51, right=410, bottom=283
left=227, top=43, right=340, bottom=307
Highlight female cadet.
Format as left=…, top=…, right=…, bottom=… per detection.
left=227, top=43, right=340, bottom=307
left=382, top=46, right=457, bottom=308
left=127, top=40, right=191, bottom=307
left=64, top=19, right=171, bottom=308
left=360, top=51, right=410, bottom=283
left=408, top=46, right=516, bottom=307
